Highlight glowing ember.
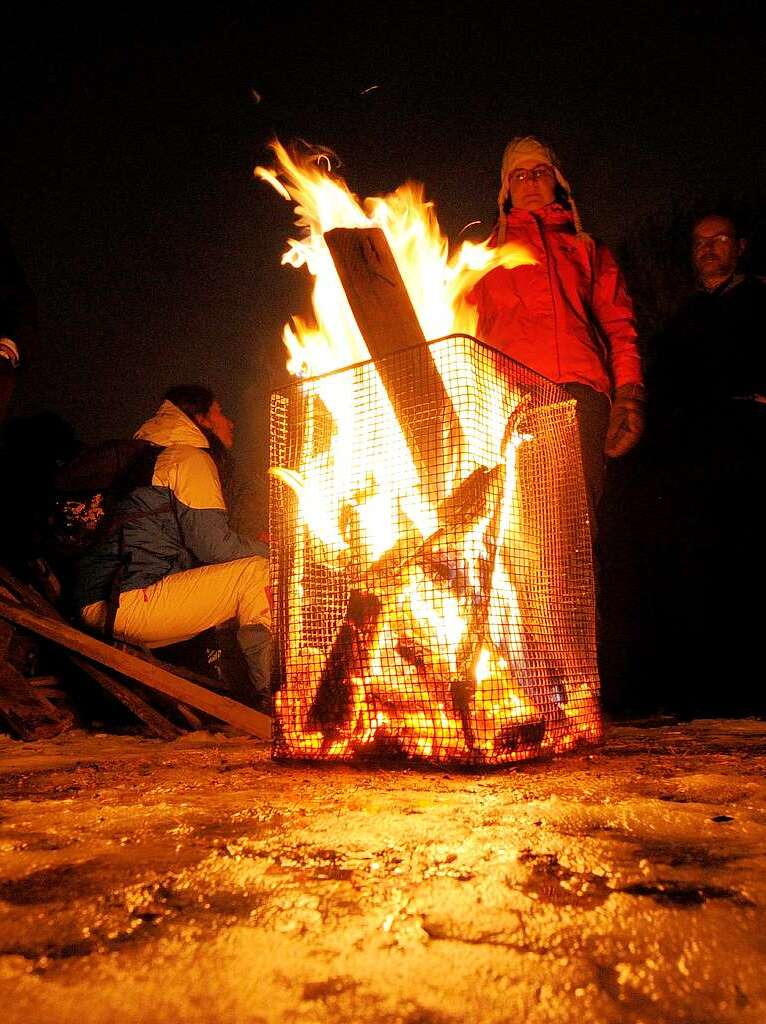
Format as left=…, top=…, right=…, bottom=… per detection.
left=260, top=141, right=601, bottom=764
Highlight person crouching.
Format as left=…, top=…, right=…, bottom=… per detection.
left=74, top=385, right=272, bottom=713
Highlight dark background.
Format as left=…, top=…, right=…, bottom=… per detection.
left=2, top=1, right=765, bottom=716
left=3, top=2, right=766, bottom=445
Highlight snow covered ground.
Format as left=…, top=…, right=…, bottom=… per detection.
left=0, top=719, right=764, bottom=1024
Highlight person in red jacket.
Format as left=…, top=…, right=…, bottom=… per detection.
left=467, top=136, right=644, bottom=522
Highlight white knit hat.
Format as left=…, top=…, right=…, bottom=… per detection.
left=496, top=135, right=583, bottom=242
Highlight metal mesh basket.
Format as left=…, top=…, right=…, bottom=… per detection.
left=269, top=334, right=601, bottom=764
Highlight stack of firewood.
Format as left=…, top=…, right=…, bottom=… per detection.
left=0, top=566, right=270, bottom=743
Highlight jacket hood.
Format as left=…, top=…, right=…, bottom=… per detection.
left=490, top=204, right=579, bottom=247
left=133, top=400, right=210, bottom=449
left=496, top=135, right=583, bottom=242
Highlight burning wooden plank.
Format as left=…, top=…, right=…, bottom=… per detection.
left=323, top=227, right=427, bottom=357
left=324, top=226, right=463, bottom=504
left=284, top=230, right=555, bottom=756
left=321, top=227, right=485, bottom=749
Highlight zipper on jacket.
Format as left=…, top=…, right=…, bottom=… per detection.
left=535, top=213, right=562, bottom=380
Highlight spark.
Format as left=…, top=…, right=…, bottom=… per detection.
left=250, top=87, right=262, bottom=104
left=458, top=220, right=482, bottom=237
left=359, top=84, right=380, bottom=96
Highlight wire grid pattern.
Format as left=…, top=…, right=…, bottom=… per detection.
left=269, top=335, right=601, bottom=765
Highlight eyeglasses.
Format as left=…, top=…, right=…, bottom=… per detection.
left=508, top=164, right=554, bottom=185
left=692, top=233, right=735, bottom=250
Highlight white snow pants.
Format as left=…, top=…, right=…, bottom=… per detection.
left=80, top=555, right=270, bottom=649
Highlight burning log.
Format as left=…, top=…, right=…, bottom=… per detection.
left=324, top=227, right=463, bottom=505
left=323, top=227, right=427, bottom=358
left=307, top=589, right=381, bottom=741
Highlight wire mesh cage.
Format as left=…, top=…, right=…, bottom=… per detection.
left=269, top=334, right=601, bottom=764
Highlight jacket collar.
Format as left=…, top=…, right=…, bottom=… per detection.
left=133, top=400, right=210, bottom=449
left=506, top=203, right=575, bottom=229
left=701, top=271, right=745, bottom=297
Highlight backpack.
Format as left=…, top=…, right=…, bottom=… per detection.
left=49, top=439, right=164, bottom=561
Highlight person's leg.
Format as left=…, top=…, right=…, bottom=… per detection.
left=562, top=384, right=613, bottom=714
left=81, top=555, right=272, bottom=700
left=236, top=624, right=273, bottom=709
left=114, top=556, right=269, bottom=643
left=562, top=383, right=611, bottom=534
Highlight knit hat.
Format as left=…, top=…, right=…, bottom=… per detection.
left=496, top=135, right=583, bottom=242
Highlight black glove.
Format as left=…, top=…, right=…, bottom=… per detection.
left=605, top=383, right=645, bottom=457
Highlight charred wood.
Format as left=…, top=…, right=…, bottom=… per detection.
left=308, top=590, right=381, bottom=739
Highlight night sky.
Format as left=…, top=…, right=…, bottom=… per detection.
left=3, top=1, right=766, bottom=460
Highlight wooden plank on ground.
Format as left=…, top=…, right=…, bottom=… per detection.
left=69, top=654, right=182, bottom=740
left=0, top=655, right=73, bottom=740
left=0, top=599, right=271, bottom=740
left=0, top=567, right=181, bottom=740
left=0, top=567, right=55, bottom=618
left=0, top=620, right=12, bottom=661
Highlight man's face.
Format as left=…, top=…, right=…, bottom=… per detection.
left=507, top=159, right=557, bottom=212
left=197, top=399, right=235, bottom=450
left=692, top=216, right=745, bottom=284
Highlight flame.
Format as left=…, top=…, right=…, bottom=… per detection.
left=256, top=140, right=533, bottom=377
left=260, top=139, right=533, bottom=573
left=261, top=140, right=601, bottom=762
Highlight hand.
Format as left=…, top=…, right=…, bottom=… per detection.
left=0, top=338, right=20, bottom=368
left=605, top=383, right=645, bottom=458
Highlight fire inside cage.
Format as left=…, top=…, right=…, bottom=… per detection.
left=269, top=333, right=601, bottom=765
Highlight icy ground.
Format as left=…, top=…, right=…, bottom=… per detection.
left=0, top=720, right=764, bottom=1024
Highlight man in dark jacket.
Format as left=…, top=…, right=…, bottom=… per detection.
left=652, top=213, right=766, bottom=421
left=648, top=213, right=766, bottom=716
left=75, top=386, right=272, bottom=711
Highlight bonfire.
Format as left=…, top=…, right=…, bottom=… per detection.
left=257, top=142, right=600, bottom=764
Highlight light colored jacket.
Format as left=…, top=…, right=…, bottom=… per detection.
left=74, top=400, right=266, bottom=609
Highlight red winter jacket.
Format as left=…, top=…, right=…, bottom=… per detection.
left=466, top=204, right=642, bottom=395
